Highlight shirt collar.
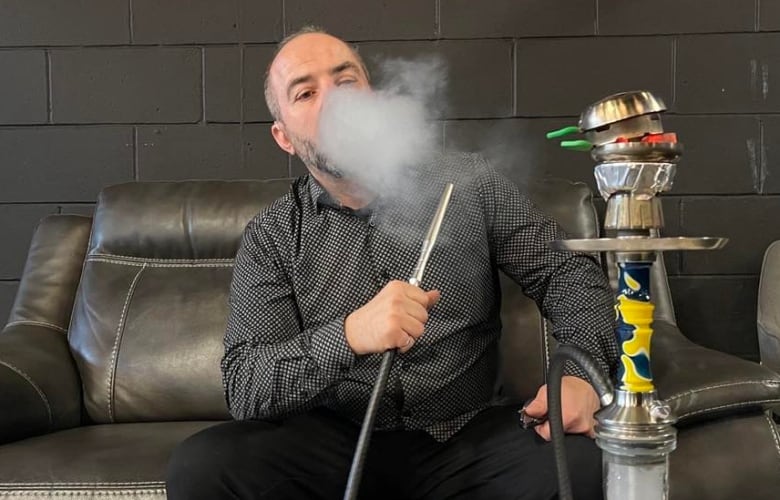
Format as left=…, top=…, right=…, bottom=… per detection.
left=306, top=174, right=328, bottom=207
left=305, top=174, right=379, bottom=219
left=306, top=175, right=341, bottom=213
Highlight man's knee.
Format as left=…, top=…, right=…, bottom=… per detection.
left=166, top=421, right=277, bottom=499
left=166, top=424, right=232, bottom=498
left=509, top=434, right=602, bottom=500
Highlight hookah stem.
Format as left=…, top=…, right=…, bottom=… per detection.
left=343, top=183, right=454, bottom=500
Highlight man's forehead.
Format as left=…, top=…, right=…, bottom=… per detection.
left=270, top=33, right=359, bottom=84
left=271, top=34, right=359, bottom=83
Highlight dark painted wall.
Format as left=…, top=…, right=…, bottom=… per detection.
left=1, top=1, right=779, bottom=361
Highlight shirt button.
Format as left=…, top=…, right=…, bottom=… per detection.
left=299, top=390, right=309, bottom=399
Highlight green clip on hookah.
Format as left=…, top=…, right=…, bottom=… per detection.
left=544, top=91, right=727, bottom=500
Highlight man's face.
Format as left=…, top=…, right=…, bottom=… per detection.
left=269, top=33, right=370, bottom=176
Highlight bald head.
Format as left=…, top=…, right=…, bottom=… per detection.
left=264, top=28, right=370, bottom=122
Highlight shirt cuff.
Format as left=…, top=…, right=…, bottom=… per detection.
left=308, top=316, right=356, bottom=380
left=562, top=357, right=611, bottom=386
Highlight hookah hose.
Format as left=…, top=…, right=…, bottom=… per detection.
left=343, top=183, right=454, bottom=500
left=547, top=345, right=615, bottom=500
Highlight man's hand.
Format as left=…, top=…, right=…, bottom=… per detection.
left=344, top=280, right=440, bottom=355
left=523, top=376, right=600, bottom=441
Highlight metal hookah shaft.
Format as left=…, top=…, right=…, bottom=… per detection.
left=343, top=183, right=454, bottom=500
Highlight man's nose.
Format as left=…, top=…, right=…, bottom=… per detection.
left=320, top=79, right=337, bottom=98
left=315, top=80, right=337, bottom=112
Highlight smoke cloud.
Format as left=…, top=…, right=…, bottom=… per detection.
left=316, top=55, right=446, bottom=196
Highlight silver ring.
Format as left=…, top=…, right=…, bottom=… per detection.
left=405, top=337, right=414, bottom=347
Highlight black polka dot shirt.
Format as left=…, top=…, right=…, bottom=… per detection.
left=222, top=152, right=619, bottom=442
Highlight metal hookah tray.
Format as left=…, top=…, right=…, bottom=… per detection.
left=550, top=236, right=728, bottom=252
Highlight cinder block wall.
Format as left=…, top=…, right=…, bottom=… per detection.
left=1, top=1, right=778, bottom=362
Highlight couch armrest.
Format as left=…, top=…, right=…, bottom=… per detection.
left=652, top=320, right=780, bottom=423
left=758, top=240, right=780, bottom=374
left=0, top=213, right=89, bottom=443
left=7, top=214, right=91, bottom=331
left=0, top=323, right=81, bottom=444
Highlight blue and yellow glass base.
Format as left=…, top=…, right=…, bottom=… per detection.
left=615, top=262, right=655, bottom=393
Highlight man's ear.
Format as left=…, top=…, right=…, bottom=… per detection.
left=271, top=121, right=295, bottom=155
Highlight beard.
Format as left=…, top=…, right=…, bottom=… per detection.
left=288, top=132, right=345, bottom=179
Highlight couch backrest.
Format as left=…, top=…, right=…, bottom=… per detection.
left=68, top=181, right=290, bottom=423
left=66, top=177, right=628, bottom=422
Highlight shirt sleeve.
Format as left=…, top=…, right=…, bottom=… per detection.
left=221, top=216, right=356, bottom=421
left=476, top=159, right=619, bottom=381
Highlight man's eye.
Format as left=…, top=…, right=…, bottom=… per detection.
left=338, top=79, right=356, bottom=86
left=296, top=90, right=314, bottom=102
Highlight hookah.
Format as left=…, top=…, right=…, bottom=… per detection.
left=545, top=90, right=727, bottom=500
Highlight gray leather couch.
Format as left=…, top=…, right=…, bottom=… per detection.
left=1, top=178, right=779, bottom=499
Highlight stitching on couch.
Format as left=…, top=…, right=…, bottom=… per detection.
left=665, top=380, right=780, bottom=402
left=106, top=264, right=146, bottom=422
left=0, top=360, right=53, bottom=429
left=765, top=413, right=780, bottom=464
left=677, top=399, right=780, bottom=420
left=68, top=220, right=96, bottom=344
left=87, top=257, right=233, bottom=268
left=5, top=320, right=67, bottom=334
left=0, top=489, right=166, bottom=497
left=85, top=214, right=96, bottom=260
left=90, top=253, right=234, bottom=263
left=0, top=481, right=165, bottom=488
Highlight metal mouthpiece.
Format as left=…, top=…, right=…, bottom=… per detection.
left=409, top=183, right=454, bottom=287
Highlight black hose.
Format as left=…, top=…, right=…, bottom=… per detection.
left=343, top=349, right=396, bottom=500
left=548, top=345, right=615, bottom=500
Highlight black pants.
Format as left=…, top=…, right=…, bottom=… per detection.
left=166, top=406, right=602, bottom=500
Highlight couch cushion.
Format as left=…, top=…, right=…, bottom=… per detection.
left=653, top=321, right=780, bottom=422
left=69, top=181, right=291, bottom=423
left=669, top=413, right=780, bottom=500
left=0, top=421, right=219, bottom=499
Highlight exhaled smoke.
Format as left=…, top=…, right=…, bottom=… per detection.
left=317, top=55, right=446, bottom=195
left=376, top=55, right=447, bottom=117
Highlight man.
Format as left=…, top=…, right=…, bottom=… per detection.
left=167, top=27, right=618, bottom=500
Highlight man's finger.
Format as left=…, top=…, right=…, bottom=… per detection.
left=524, top=390, right=548, bottom=418
left=558, top=412, right=596, bottom=437
left=534, top=422, right=551, bottom=441
left=399, top=316, right=425, bottom=339
left=425, top=290, right=441, bottom=309
left=403, top=283, right=430, bottom=304
left=398, top=336, right=414, bottom=354
left=403, top=300, right=429, bottom=324
left=568, top=415, right=596, bottom=438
